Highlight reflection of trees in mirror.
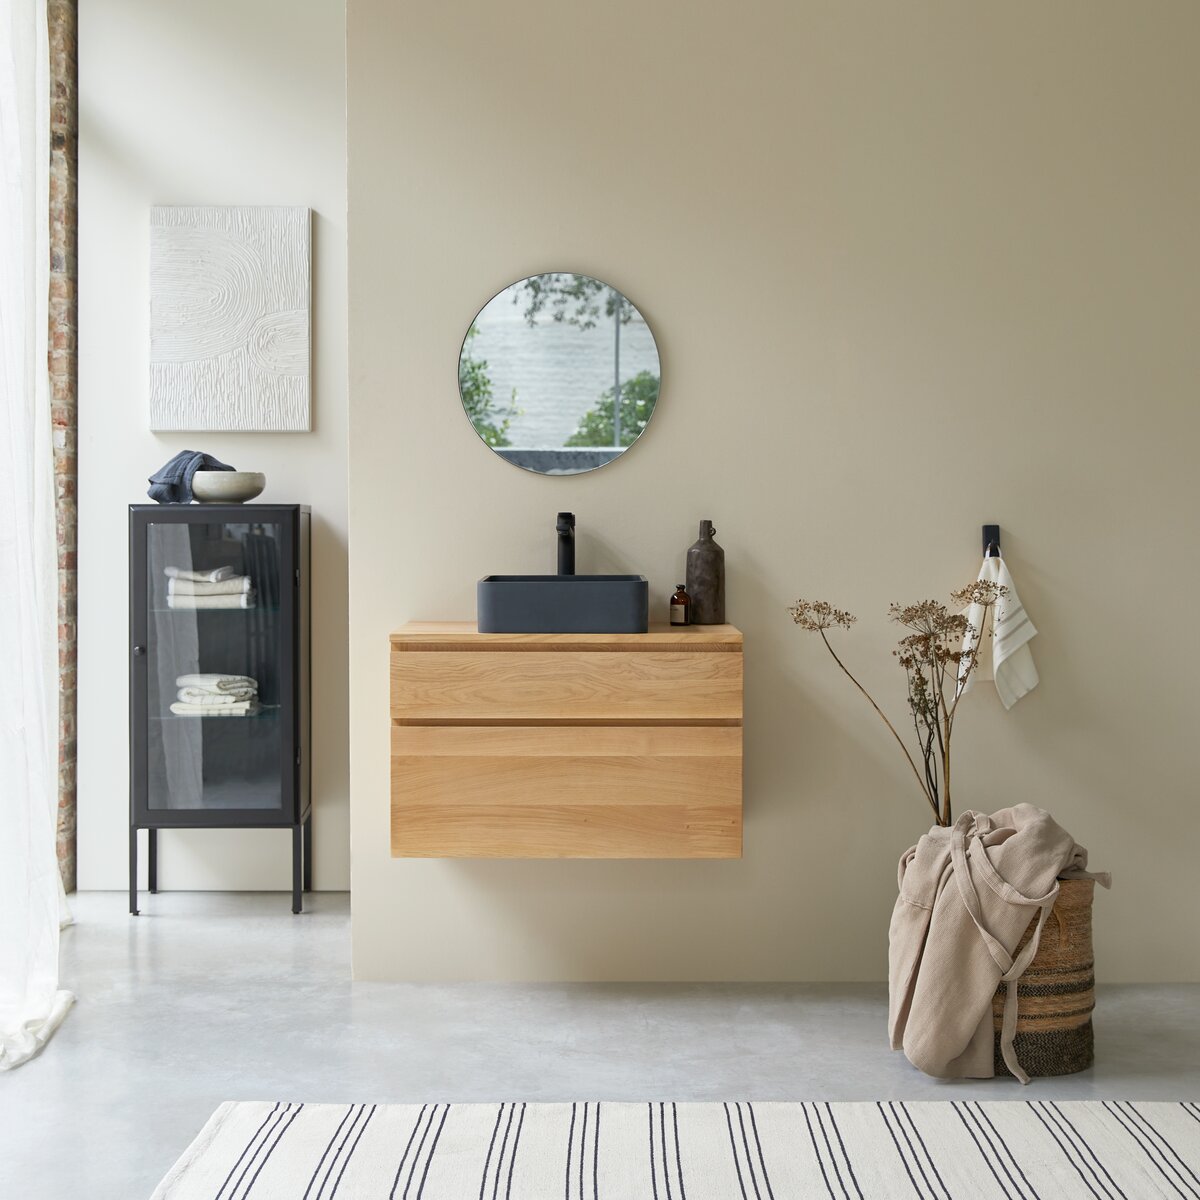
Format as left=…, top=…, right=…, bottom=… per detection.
left=458, top=323, right=519, bottom=447
left=514, top=273, right=634, bottom=331
left=566, top=370, right=659, bottom=448
left=514, top=273, right=649, bottom=449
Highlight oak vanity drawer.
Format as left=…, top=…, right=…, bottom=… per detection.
left=389, top=650, right=743, bottom=722
left=390, top=724, right=742, bottom=858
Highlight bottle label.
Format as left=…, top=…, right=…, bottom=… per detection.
left=670, top=606, right=687, bottom=625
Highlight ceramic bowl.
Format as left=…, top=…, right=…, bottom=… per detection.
left=192, top=471, right=266, bottom=503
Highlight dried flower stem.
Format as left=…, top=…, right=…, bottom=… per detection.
left=938, top=618, right=987, bottom=823
left=818, top=630, right=941, bottom=821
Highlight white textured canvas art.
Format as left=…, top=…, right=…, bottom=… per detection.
left=149, top=206, right=311, bottom=431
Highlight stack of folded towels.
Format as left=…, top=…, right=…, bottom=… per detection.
left=165, top=565, right=256, bottom=609
left=170, top=673, right=260, bottom=717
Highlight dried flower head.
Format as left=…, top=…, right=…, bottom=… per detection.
left=888, top=600, right=945, bottom=631
left=902, top=666, right=938, bottom=723
left=788, top=599, right=857, bottom=632
left=894, top=631, right=935, bottom=668
left=949, top=580, right=1009, bottom=609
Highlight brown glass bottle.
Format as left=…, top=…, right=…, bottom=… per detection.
left=670, top=584, right=691, bottom=625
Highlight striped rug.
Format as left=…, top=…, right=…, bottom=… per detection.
left=152, top=1099, right=1200, bottom=1199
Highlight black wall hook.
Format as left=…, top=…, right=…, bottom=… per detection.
left=982, top=524, right=1001, bottom=558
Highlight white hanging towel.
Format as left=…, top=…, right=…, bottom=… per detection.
left=959, top=554, right=1039, bottom=709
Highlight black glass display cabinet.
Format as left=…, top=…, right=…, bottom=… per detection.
left=129, top=504, right=311, bottom=914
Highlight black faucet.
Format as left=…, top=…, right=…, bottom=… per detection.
left=556, top=512, right=575, bottom=576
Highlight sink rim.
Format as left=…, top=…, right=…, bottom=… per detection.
left=479, top=574, right=647, bottom=584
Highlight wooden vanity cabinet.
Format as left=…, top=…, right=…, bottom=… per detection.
left=389, top=623, right=743, bottom=858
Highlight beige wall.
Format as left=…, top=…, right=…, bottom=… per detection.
left=346, top=0, right=1200, bottom=981
left=77, top=0, right=349, bottom=889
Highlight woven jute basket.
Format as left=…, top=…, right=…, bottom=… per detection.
left=992, top=876, right=1096, bottom=1077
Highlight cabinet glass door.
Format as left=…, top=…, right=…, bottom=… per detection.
left=144, top=519, right=288, bottom=812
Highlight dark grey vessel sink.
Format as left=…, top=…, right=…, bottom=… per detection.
left=478, top=575, right=649, bottom=634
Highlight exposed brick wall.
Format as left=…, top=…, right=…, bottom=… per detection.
left=49, top=0, right=78, bottom=892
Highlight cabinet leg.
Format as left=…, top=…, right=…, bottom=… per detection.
left=303, top=812, right=313, bottom=893
left=148, top=828, right=158, bottom=894
left=129, top=827, right=139, bottom=916
left=292, top=824, right=302, bottom=914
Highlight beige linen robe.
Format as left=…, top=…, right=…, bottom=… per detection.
left=888, top=804, right=1105, bottom=1084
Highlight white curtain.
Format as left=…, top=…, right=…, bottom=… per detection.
left=0, top=0, right=74, bottom=1070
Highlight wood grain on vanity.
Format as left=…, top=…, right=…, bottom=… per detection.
left=389, top=622, right=743, bottom=858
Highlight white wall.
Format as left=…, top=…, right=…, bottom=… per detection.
left=347, top=0, right=1200, bottom=981
left=77, top=0, right=348, bottom=889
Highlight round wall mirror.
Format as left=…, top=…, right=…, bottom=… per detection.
left=458, top=272, right=660, bottom=475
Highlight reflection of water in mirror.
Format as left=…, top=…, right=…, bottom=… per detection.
left=470, top=283, right=659, bottom=448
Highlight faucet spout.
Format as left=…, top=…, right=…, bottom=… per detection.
left=556, top=512, right=575, bottom=577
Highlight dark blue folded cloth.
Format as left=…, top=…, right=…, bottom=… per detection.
left=147, top=451, right=235, bottom=504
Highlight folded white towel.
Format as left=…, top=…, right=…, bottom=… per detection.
left=164, top=565, right=237, bottom=583
left=176, top=673, right=258, bottom=691
left=176, top=687, right=257, bottom=705
left=167, top=592, right=256, bottom=610
left=960, top=554, right=1039, bottom=710
left=168, top=577, right=252, bottom=597
left=170, top=700, right=259, bottom=717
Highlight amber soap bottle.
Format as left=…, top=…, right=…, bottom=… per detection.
left=670, top=584, right=691, bottom=625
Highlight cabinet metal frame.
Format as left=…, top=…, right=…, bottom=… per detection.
left=128, top=504, right=311, bottom=913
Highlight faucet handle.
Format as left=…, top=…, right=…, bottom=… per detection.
left=556, top=512, right=575, bottom=531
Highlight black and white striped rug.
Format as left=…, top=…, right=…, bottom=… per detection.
left=152, top=1099, right=1200, bottom=1199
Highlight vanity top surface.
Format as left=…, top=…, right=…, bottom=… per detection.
left=391, top=621, right=742, bottom=648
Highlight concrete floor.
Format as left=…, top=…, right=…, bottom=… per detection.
left=3, top=893, right=1198, bottom=1200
